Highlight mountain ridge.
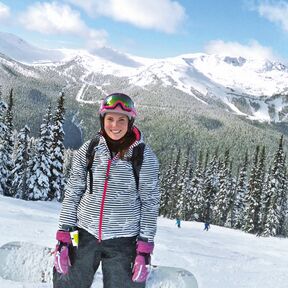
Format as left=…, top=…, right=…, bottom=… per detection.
left=1, top=31, right=288, bottom=119
left=3, top=31, right=288, bottom=123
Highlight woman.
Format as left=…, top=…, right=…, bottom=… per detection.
left=53, top=93, right=160, bottom=288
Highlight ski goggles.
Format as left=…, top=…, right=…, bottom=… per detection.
left=101, top=93, right=135, bottom=112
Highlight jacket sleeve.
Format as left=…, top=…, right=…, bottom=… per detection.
left=58, top=141, right=89, bottom=230
left=138, top=145, right=160, bottom=242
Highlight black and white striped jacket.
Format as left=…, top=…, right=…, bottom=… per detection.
left=58, top=128, right=160, bottom=242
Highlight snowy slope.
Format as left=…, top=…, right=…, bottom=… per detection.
left=189, top=54, right=288, bottom=96
left=0, top=195, right=287, bottom=288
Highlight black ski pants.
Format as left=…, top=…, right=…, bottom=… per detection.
left=53, top=228, right=145, bottom=288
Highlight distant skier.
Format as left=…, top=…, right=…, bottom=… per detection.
left=204, top=222, right=210, bottom=231
left=176, top=218, right=181, bottom=228
left=53, top=93, right=160, bottom=287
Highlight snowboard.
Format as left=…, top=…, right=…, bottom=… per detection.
left=0, top=241, right=198, bottom=288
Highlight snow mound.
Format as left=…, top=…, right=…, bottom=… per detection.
left=0, top=242, right=53, bottom=283
left=0, top=241, right=197, bottom=287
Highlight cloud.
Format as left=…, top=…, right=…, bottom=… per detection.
left=204, top=40, right=278, bottom=60
left=0, top=2, right=10, bottom=21
left=67, top=0, right=186, bottom=33
left=19, top=1, right=107, bottom=47
left=255, top=1, right=288, bottom=32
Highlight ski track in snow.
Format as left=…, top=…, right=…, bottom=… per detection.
left=0, top=195, right=288, bottom=288
left=75, top=72, right=104, bottom=104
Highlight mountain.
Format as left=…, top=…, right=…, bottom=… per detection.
left=1, top=31, right=288, bottom=167
left=1, top=31, right=288, bottom=122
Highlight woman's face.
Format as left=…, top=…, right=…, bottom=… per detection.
left=104, top=112, right=129, bottom=140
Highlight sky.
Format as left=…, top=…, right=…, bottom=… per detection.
left=0, top=0, right=288, bottom=61
left=1, top=194, right=288, bottom=288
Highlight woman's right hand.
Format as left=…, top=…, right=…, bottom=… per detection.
left=53, top=231, right=72, bottom=275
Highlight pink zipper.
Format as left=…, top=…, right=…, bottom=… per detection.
left=98, top=159, right=112, bottom=242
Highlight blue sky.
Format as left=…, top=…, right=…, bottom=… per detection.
left=1, top=0, right=288, bottom=61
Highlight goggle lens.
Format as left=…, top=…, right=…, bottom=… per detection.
left=103, top=94, right=135, bottom=110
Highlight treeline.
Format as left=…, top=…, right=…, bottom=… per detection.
left=160, top=137, right=288, bottom=237
left=0, top=88, right=69, bottom=201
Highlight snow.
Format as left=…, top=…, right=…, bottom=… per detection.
left=0, top=57, right=40, bottom=79
left=190, top=54, right=288, bottom=97
left=75, top=70, right=106, bottom=104
left=60, top=52, right=288, bottom=121
left=247, top=100, right=271, bottom=122
left=2, top=32, right=288, bottom=122
left=0, top=195, right=288, bottom=288
left=3, top=31, right=288, bottom=103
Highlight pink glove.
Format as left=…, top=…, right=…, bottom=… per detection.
left=54, top=230, right=72, bottom=275
left=132, top=240, right=154, bottom=283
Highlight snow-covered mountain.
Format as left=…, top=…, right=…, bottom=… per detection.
left=1, top=31, right=288, bottom=122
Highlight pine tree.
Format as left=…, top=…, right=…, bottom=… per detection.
left=188, top=150, right=204, bottom=221
left=262, top=136, right=286, bottom=236
left=11, top=126, right=31, bottom=199
left=177, top=147, right=194, bottom=220
left=278, top=156, right=288, bottom=236
left=233, top=151, right=249, bottom=229
left=0, top=95, right=7, bottom=134
left=202, top=148, right=220, bottom=225
left=0, top=98, right=8, bottom=195
left=49, top=93, right=66, bottom=201
left=242, top=145, right=265, bottom=234
left=259, top=168, right=272, bottom=234
left=160, top=147, right=177, bottom=217
left=254, top=146, right=268, bottom=235
left=174, top=148, right=190, bottom=219
left=213, top=149, right=232, bottom=226
left=4, top=89, right=15, bottom=196
left=225, top=172, right=237, bottom=228
left=27, top=106, right=53, bottom=200
left=165, top=147, right=181, bottom=219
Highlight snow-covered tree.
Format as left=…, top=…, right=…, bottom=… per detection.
left=187, top=150, right=204, bottom=221
left=262, top=136, right=286, bottom=236
left=0, top=99, right=8, bottom=195
left=3, top=89, right=15, bottom=196
left=11, top=126, right=31, bottom=199
left=213, top=149, right=232, bottom=226
left=159, top=147, right=178, bottom=217
left=225, top=173, right=237, bottom=228
left=49, top=92, right=66, bottom=201
left=175, top=147, right=193, bottom=220
left=27, top=106, right=53, bottom=200
left=278, top=158, right=288, bottom=236
left=0, top=99, right=7, bottom=134
left=202, top=148, right=220, bottom=224
left=233, top=151, right=249, bottom=229
left=165, top=147, right=182, bottom=219
left=242, top=145, right=265, bottom=234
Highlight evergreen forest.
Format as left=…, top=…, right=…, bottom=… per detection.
left=0, top=87, right=288, bottom=238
